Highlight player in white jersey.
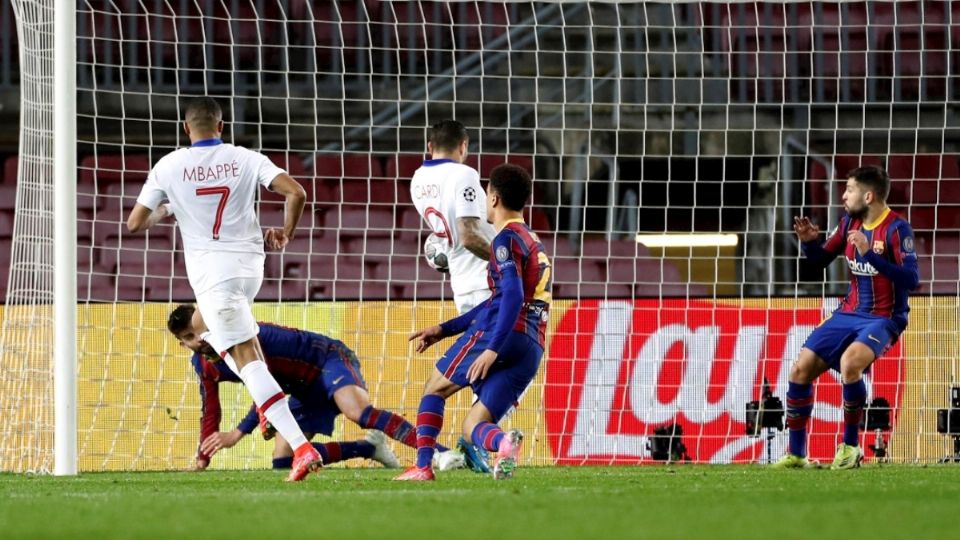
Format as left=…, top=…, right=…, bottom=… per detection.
left=410, top=120, right=496, bottom=472
left=410, top=120, right=495, bottom=314
left=125, top=97, right=322, bottom=481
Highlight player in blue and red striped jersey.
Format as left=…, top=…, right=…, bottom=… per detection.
left=776, top=165, right=920, bottom=470
left=167, top=305, right=455, bottom=471
left=395, top=163, right=552, bottom=481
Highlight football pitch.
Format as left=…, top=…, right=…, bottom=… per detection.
left=2, top=465, right=958, bottom=540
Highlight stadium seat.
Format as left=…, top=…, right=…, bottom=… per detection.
left=343, top=237, right=419, bottom=258
left=580, top=237, right=651, bottom=260
left=876, top=3, right=949, bottom=100
left=917, top=253, right=960, bottom=295
left=796, top=2, right=868, bottom=101
left=0, top=237, right=9, bottom=295
left=385, top=154, right=426, bottom=179
left=719, top=2, right=799, bottom=102
left=461, top=154, right=534, bottom=178
left=78, top=154, right=151, bottom=188
left=314, top=153, right=384, bottom=180
left=449, top=1, right=510, bottom=51
left=887, top=154, right=960, bottom=182
left=336, top=178, right=403, bottom=205
left=3, top=155, right=18, bottom=185
left=392, top=280, right=449, bottom=302
left=329, top=207, right=398, bottom=240
left=524, top=206, right=551, bottom=233
left=398, top=208, right=425, bottom=240
left=553, top=257, right=605, bottom=287
left=264, top=152, right=308, bottom=179
left=0, top=210, right=13, bottom=239
left=210, top=1, right=285, bottom=68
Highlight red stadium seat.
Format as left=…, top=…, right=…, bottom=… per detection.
left=385, top=154, right=426, bottom=179
left=336, top=178, right=404, bottom=205
left=888, top=154, right=959, bottom=181
left=3, top=156, right=18, bottom=185
left=719, top=2, right=800, bottom=102
left=0, top=209, right=13, bottom=239
left=78, top=154, right=151, bottom=188
left=399, top=208, right=425, bottom=241
left=0, top=186, right=16, bottom=213
left=314, top=153, right=384, bottom=180
left=796, top=2, right=868, bottom=100
left=580, top=237, right=651, bottom=260
left=917, top=253, right=960, bottom=294
left=462, top=154, right=534, bottom=178
left=264, top=152, right=308, bottom=179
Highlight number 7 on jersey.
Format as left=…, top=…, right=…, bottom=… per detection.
left=195, top=186, right=231, bottom=240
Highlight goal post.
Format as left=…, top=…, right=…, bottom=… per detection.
left=54, top=0, right=78, bottom=476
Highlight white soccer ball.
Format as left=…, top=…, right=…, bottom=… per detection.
left=424, top=233, right=450, bottom=273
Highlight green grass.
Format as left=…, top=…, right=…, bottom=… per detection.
left=1, top=465, right=958, bottom=540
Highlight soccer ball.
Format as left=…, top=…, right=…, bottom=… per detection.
left=424, top=233, right=450, bottom=273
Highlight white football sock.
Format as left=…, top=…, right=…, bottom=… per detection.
left=238, top=360, right=308, bottom=449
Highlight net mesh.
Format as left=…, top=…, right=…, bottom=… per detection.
left=2, top=0, right=959, bottom=471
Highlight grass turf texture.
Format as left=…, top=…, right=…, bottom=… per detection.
left=1, top=465, right=958, bottom=540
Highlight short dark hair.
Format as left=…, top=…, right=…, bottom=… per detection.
left=489, top=163, right=532, bottom=212
left=184, top=97, right=222, bottom=132
left=167, top=304, right=196, bottom=336
left=429, top=120, right=468, bottom=153
left=848, top=165, right=890, bottom=201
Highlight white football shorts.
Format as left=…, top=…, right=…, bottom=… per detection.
left=455, top=288, right=492, bottom=315
left=195, top=275, right=262, bottom=353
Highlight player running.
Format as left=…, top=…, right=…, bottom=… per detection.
left=127, top=97, right=322, bottom=481
left=395, top=163, right=552, bottom=481
left=776, top=165, right=919, bottom=470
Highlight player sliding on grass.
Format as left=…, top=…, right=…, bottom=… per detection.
left=777, top=165, right=919, bottom=470
left=128, top=97, right=322, bottom=481
left=168, top=304, right=461, bottom=471
left=395, top=163, right=552, bottom=481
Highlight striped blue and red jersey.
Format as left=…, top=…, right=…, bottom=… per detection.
left=441, top=218, right=552, bottom=351
left=192, top=323, right=336, bottom=460
left=801, top=208, right=919, bottom=330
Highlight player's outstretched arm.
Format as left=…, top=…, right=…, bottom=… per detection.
left=126, top=202, right=171, bottom=234
left=457, top=217, right=491, bottom=260
left=795, top=215, right=846, bottom=268
left=264, top=173, right=306, bottom=250
left=409, top=325, right=445, bottom=354
left=199, top=429, right=245, bottom=458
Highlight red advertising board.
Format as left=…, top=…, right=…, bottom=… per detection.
left=544, top=299, right=904, bottom=464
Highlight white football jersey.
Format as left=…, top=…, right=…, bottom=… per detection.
left=410, top=159, right=494, bottom=309
left=136, top=140, right=285, bottom=293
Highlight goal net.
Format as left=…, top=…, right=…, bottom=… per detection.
left=2, top=0, right=959, bottom=472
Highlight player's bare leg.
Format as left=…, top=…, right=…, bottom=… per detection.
left=394, top=369, right=461, bottom=481
left=831, top=342, right=876, bottom=470
left=773, top=348, right=830, bottom=469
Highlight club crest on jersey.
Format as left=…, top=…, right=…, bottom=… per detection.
left=463, top=187, right=476, bottom=202
left=496, top=245, right=509, bottom=262
left=872, top=240, right=884, bottom=255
